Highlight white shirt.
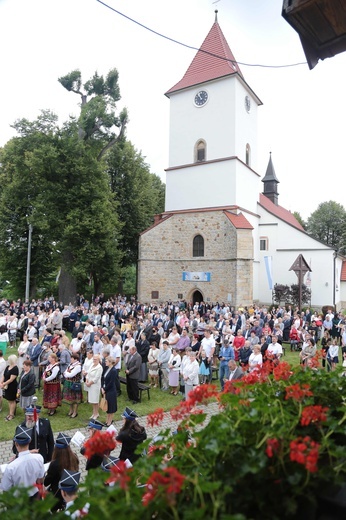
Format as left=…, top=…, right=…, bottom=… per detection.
left=70, top=337, right=82, bottom=353
left=184, top=359, right=199, bottom=385
left=110, top=344, right=121, bottom=370
left=201, top=336, right=215, bottom=359
left=267, top=342, right=283, bottom=356
left=1, top=450, right=44, bottom=496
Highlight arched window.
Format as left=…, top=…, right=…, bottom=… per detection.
left=246, top=143, right=251, bottom=166
left=193, top=235, right=204, bottom=257
left=195, top=140, right=206, bottom=162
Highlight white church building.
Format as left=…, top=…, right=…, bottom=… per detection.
left=138, top=14, right=346, bottom=310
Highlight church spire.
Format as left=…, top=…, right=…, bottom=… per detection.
left=165, top=17, right=242, bottom=96
left=262, top=153, right=280, bottom=205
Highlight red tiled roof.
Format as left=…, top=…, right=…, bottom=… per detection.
left=341, top=260, right=346, bottom=281
left=166, top=21, right=242, bottom=95
left=258, top=193, right=305, bottom=231
left=224, top=211, right=253, bottom=230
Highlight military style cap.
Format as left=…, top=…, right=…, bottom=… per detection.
left=14, top=426, right=33, bottom=445
left=121, top=407, right=138, bottom=421
left=55, top=432, right=72, bottom=449
left=25, top=406, right=41, bottom=415
left=87, top=418, right=105, bottom=430
left=59, top=469, right=81, bottom=491
left=101, top=455, right=121, bottom=472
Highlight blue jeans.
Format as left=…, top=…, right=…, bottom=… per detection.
left=219, top=364, right=229, bottom=390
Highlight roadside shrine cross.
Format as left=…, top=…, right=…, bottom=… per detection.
left=289, top=254, right=312, bottom=311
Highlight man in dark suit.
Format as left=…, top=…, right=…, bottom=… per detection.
left=227, top=360, right=243, bottom=382
left=12, top=406, right=54, bottom=463
left=163, top=317, right=174, bottom=333
left=125, top=346, right=142, bottom=404
left=30, top=338, right=42, bottom=388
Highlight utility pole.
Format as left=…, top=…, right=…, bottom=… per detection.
left=25, top=224, right=33, bottom=301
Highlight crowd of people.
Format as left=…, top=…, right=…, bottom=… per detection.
left=0, top=294, right=346, bottom=514
left=0, top=297, right=345, bottom=420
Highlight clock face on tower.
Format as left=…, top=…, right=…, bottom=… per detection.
left=194, top=90, right=208, bottom=107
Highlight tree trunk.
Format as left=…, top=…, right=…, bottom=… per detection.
left=58, top=251, right=77, bottom=305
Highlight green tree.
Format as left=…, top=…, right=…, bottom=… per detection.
left=56, top=69, right=128, bottom=301
left=58, top=69, right=128, bottom=158
left=0, top=112, right=61, bottom=298
left=0, top=111, right=122, bottom=302
left=289, top=283, right=311, bottom=307
left=107, top=139, right=165, bottom=271
left=306, top=200, right=346, bottom=253
left=293, top=211, right=307, bottom=230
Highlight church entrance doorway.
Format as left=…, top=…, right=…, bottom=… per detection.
left=192, top=290, right=203, bottom=305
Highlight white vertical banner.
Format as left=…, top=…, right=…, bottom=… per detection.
left=305, top=271, right=311, bottom=287
left=264, top=256, right=273, bottom=290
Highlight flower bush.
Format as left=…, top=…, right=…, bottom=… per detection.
left=1, top=359, right=346, bottom=519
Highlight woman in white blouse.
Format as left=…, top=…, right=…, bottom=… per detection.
left=167, top=347, right=181, bottom=395
left=248, top=345, right=263, bottom=372
left=17, top=333, right=30, bottom=373
left=82, top=350, right=94, bottom=393
left=122, top=330, right=135, bottom=366
left=85, top=354, right=103, bottom=420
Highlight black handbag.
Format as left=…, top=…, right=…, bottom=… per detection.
left=71, top=382, right=82, bottom=392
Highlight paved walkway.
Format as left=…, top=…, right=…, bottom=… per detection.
left=0, top=403, right=218, bottom=484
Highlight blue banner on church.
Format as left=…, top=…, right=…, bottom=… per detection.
left=182, top=271, right=211, bottom=282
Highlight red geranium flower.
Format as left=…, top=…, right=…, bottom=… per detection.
left=142, top=467, right=186, bottom=507
left=300, top=405, right=329, bottom=426
left=106, top=459, right=132, bottom=490
left=273, top=361, right=293, bottom=381
left=285, top=383, right=313, bottom=402
left=290, top=436, right=320, bottom=473
left=265, top=437, right=280, bottom=458
left=187, top=384, right=218, bottom=405
left=84, top=431, right=117, bottom=459
left=147, top=408, right=165, bottom=427
left=148, top=444, right=166, bottom=457
left=170, top=385, right=217, bottom=422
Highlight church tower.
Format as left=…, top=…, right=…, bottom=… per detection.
left=138, top=13, right=261, bottom=306
left=164, top=11, right=262, bottom=215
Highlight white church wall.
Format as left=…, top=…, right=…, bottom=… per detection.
left=234, top=79, right=259, bottom=171
left=168, top=76, right=259, bottom=169
left=168, top=79, right=237, bottom=168
left=257, top=207, right=337, bottom=307
left=165, top=159, right=237, bottom=211
left=235, top=165, right=261, bottom=215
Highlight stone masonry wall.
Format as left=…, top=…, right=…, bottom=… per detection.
left=138, top=211, right=253, bottom=307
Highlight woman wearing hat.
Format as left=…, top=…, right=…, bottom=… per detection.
left=116, top=407, right=147, bottom=464
left=44, top=432, right=79, bottom=512
left=81, top=418, right=108, bottom=471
